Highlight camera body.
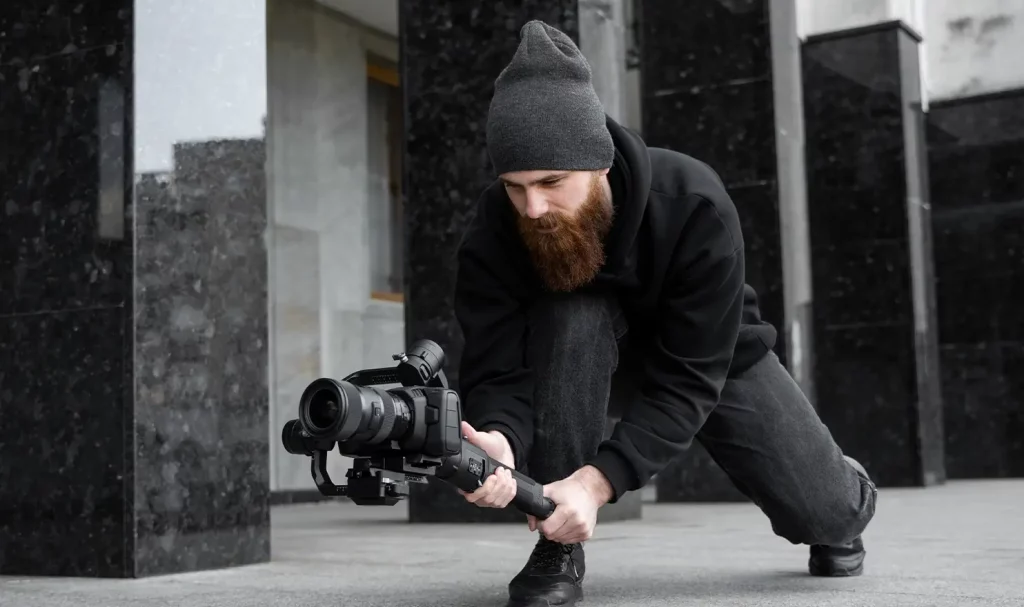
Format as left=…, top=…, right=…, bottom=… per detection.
left=282, top=340, right=459, bottom=505
left=281, top=339, right=555, bottom=517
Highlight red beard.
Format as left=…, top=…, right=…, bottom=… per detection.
left=516, top=174, right=614, bottom=292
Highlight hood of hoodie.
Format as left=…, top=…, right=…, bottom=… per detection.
left=596, top=115, right=652, bottom=284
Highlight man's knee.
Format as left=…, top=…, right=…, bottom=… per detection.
left=770, top=477, right=877, bottom=546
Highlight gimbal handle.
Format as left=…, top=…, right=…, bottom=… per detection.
left=437, top=441, right=556, bottom=519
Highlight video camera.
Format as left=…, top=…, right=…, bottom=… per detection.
left=280, top=339, right=556, bottom=519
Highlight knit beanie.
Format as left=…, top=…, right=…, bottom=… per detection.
left=486, top=20, right=614, bottom=175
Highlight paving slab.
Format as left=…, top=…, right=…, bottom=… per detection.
left=3, top=480, right=1023, bottom=606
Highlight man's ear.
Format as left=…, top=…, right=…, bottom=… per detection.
left=597, top=167, right=611, bottom=177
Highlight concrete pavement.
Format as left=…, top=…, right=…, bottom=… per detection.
left=3, top=479, right=1023, bottom=606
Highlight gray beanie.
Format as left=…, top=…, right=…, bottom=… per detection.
left=486, top=20, right=614, bottom=175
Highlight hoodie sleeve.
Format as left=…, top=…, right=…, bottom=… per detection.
left=586, top=196, right=745, bottom=502
left=453, top=200, right=535, bottom=470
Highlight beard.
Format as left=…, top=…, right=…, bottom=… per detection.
left=516, top=174, right=615, bottom=293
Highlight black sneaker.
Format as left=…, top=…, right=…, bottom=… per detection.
left=808, top=456, right=872, bottom=577
left=506, top=536, right=585, bottom=606
left=809, top=536, right=866, bottom=577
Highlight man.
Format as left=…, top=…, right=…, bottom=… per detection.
left=454, top=20, right=878, bottom=607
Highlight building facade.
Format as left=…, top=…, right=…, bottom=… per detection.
left=1, top=0, right=1021, bottom=577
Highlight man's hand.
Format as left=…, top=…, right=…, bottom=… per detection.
left=458, top=421, right=518, bottom=508
left=527, top=465, right=615, bottom=544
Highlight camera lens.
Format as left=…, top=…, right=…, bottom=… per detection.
left=308, top=389, right=341, bottom=430
left=297, top=377, right=414, bottom=447
left=281, top=419, right=313, bottom=455
left=298, top=379, right=354, bottom=440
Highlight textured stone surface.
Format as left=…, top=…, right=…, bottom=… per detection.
left=0, top=29, right=135, bottom=575
left=926, top=88, right=1024, bottom=479
left=0, top=0, right=270, bottom=577
left=400, top=0, right=579, bottom=387
left=400, top=0, right=589, bottom=523
left=133, top=141, right=271, bottom=577
left=639, top=0, right=786, bottom=503
left=801, top=22, right=945, bottom=488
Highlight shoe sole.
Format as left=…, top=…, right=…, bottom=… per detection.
left=507, top=584, right=583, bottom=606
left=808, top=554, right=865, bottom=577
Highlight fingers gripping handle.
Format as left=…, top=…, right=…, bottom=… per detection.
left=507, top=465, right=556, bottom=519
left=458, top=442, right=556, bottom=519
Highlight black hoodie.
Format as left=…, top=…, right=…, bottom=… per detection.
left=453, top=116, right=778, bottom=502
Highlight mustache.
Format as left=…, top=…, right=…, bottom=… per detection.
left=521, top=213, right=562, bottom=231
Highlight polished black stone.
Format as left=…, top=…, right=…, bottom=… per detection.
left=401, top=0, right=578, bottom=385
left=0, top=48, right=131, bottom=316
left=401, top=0, right=597, bottom=523
left=927, top=89, right=1024, bottom=479
left=638, top=0, right=770, bottom=91
left=639, top=0, right=786, bottom=503
left=0, top=3, right=130, bottom=66
left=0, top=42, right=133, bottom=577
left=642, top=78, right=777, bottom=188
left=0, top=306, right=131, bottom=576
left=802, top=21, right=945, bottom=488
left=0, top=2, right=270, bottom=577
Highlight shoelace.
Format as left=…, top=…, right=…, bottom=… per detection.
left=531, top=539, right=577, bottom=571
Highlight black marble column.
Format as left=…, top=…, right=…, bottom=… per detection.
left=400, top=1, right=642, bottom=523
left=0, top=1, right=270, bottom=577
left=926, top=89, right=1024, bottom=479
left=639, top=0, right=784, bottom=502
left=801, top=21, right=945, bottom=488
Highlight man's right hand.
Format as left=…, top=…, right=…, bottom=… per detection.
left=458, top=421, right=518, bottom=509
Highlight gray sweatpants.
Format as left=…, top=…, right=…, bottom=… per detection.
left=522, top=292, right=877, bottom=547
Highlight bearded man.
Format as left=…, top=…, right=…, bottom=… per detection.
left=453, top=20, right=878, bottom=607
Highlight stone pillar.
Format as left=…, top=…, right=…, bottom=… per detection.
left=0, top=0, right=270, bottom=577
left=926, top=90, right=1024, bottom=479
left=639, top=0, right=791, bottom=502
left=579, top=0, right=629, bottom=123
left=400, top=1, right=641, bottom=523
left=801, top=20, right=945, bottom=487
left=770, top=0, right=816, bottom=401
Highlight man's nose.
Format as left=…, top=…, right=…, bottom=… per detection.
left=525, top=192, right=548, bottom=219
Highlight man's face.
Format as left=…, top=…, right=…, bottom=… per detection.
left=501, top=168, right=614, bottom=292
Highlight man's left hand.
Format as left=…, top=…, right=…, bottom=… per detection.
left=527, top=466, right=615, bottom=544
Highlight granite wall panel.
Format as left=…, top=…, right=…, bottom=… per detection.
left=0, top=0, right=270, bottom=577
left=640, top=0, right=784, bottom=503
left=927, top=89, right=1024, bottom=479
left=802, top=21, right=945, bottom=487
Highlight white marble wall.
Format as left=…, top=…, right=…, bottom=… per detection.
left=266, top=0, right=405, bottom=492
left=800, top=0, right=888, bottom=37
left=798, top=0, right=925, bottom=38
left=925, top=0, right=1024, bottom=100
